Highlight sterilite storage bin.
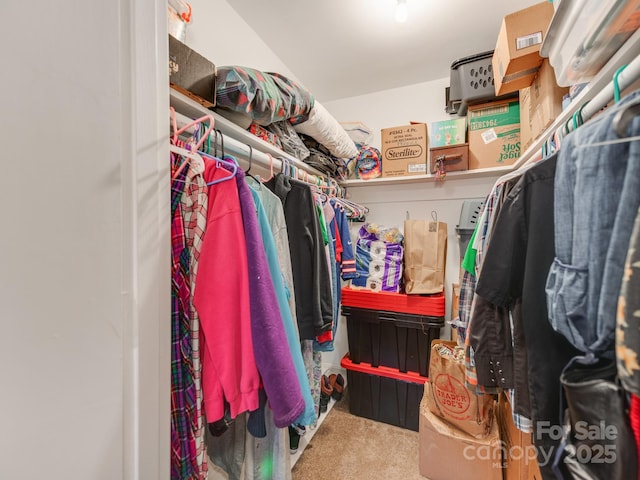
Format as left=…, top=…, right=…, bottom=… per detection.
left=341, top=287, right=445, bottom=377
left=341, top=354, right=427, bottom=432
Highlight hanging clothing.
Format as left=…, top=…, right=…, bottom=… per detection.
left=617, top=206, right=640, bottom=393
left=631, top=395, right=640, bottom=480
left=462, top=184, right=504, bottom=398
left=472, top=154, right=580, bottom=479
left=179, top=148, right=209, bottom=479
left=314, top=200, right=358, bottom=352
left=171, top=155, right=200, bottom=479
left=246, top=177, right=300, bottom=340
left=314, top=200, right=337, bottom=350
left=235, top=169, right=305, bottom=428
left=332, top=200, right=357, bottom=281
left=248, top=183, right=316, bottom=426
left=546, top=91, right=640, bottom=356
left=194, top=160, right=260, bottom=424
left=244, top=405, right=292, bottom=480
left=266, top=174, right=333, bottom=341
left=302, top=339, right=322, bottom=420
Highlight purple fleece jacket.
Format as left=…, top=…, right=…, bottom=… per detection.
left=235, top=169, right=305, bottom=427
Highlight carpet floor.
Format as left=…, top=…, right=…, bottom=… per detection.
left=291, top=388, right=426, bottom=480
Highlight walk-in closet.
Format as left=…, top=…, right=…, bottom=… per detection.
left=4, top=1, right=640, bottom=479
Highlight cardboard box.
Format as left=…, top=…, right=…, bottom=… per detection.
left=419, top=383, right=503, bottom=480
left=519, top=89, right=533, bottom=152
left=430, top=144, right=469, bottom=174
left=492, top=2, right=554, bottom=96
left=468, top=99, right=520, bottom=170
left=451, top=283, right=460, bottom=321
left=431, top=118, right=467, bottom=147
left=501, top=394, right=543, bottom=480
left=169, top=35, right=217, bottom=108
left=381, top=123, right=428, bottom=177
left=519, top=60, right=569, bottom=150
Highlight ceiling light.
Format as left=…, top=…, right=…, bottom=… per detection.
left=395, top=0, right=408, bottom=23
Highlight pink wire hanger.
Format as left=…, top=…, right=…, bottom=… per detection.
left=170, top=111, right=215, bottom=180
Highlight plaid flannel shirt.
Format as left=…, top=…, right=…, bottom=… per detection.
left=180, top=151, right=208, bottom=479
left=171, top=153, right=199, bottom=479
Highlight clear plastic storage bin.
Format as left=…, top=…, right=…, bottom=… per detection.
left=541, top=0, right=640, bottom=86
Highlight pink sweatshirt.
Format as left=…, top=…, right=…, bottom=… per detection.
left=194, top=160, right=260, bottom=422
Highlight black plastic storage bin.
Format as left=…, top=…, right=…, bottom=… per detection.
left=342, top=305, right=444, bottom=377
left=341, top=354, right=426, bottom=431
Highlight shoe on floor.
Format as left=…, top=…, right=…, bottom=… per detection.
left=329, top=373, right=345, bottom=401
left=319, top=374, right=333, bottom=414
left=289, top=425, right=301, bottom=454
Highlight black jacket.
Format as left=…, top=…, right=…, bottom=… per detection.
left=266, top=174, right=333, bottom=340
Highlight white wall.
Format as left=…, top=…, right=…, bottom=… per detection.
left=324, top=77, right=452, bottom=150
left=320, top=80, right=500, bottom=372
left=320, top=177, right=497, bottom=374
left=185, top=0, right=300, bottom=82
left=1, top=1, right=169, bottom=479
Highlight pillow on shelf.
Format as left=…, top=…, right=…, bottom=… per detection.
left=293, top=101, right=359, bottom=161
left=215, top=66, right=315, bottom=126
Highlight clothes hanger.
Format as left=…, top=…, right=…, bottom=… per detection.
left=170, top=144, right=204, bottom=181
left=261, top=153, right=275, bottom=182
left=187, top=126, right=237, bottom=186
left=198, top=149, right=238, bottom=186
left=170, top=106, right=179, bottom=145
left=613, top=64, right=628, bottom=104
left=574, top=91, right=640, bottom=147
left=613, top=96, right=640, bottom=138
left=175, top=113, right=214, bottom=152
left=244, top=144, right=262, bottom=183
left=310, top=184, right=328, bottom=203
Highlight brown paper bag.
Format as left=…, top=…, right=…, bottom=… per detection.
left=427, top=340, right=495, bottom=439
left=403, top=213, right=447, bottom=294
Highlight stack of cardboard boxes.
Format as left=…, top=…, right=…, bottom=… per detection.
left=378, top=2, right=567, bottom=178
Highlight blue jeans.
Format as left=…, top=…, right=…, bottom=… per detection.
left=546, top=90, right=640, bottom=355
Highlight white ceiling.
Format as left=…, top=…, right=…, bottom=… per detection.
left=227, top=0, right=543, bottom=102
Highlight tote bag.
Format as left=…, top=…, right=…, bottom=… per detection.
left=404, top=212, right=447, bottom=294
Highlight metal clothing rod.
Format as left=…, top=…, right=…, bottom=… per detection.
left=171, top=111, right=367, bottom=214
left=578, top=53, right=640, bottom=128
left=173, top=111, right=331, bottom=185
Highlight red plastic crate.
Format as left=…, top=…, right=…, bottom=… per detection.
left=341, top=286, right=445, bottom=317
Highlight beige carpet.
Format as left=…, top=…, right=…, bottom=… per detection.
left=292, top=389, right=426, bottom=480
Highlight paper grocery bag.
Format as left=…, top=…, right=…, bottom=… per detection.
left=427, top=340, right=495, bottom=439
left=404, top=213, right=447, bottom=294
